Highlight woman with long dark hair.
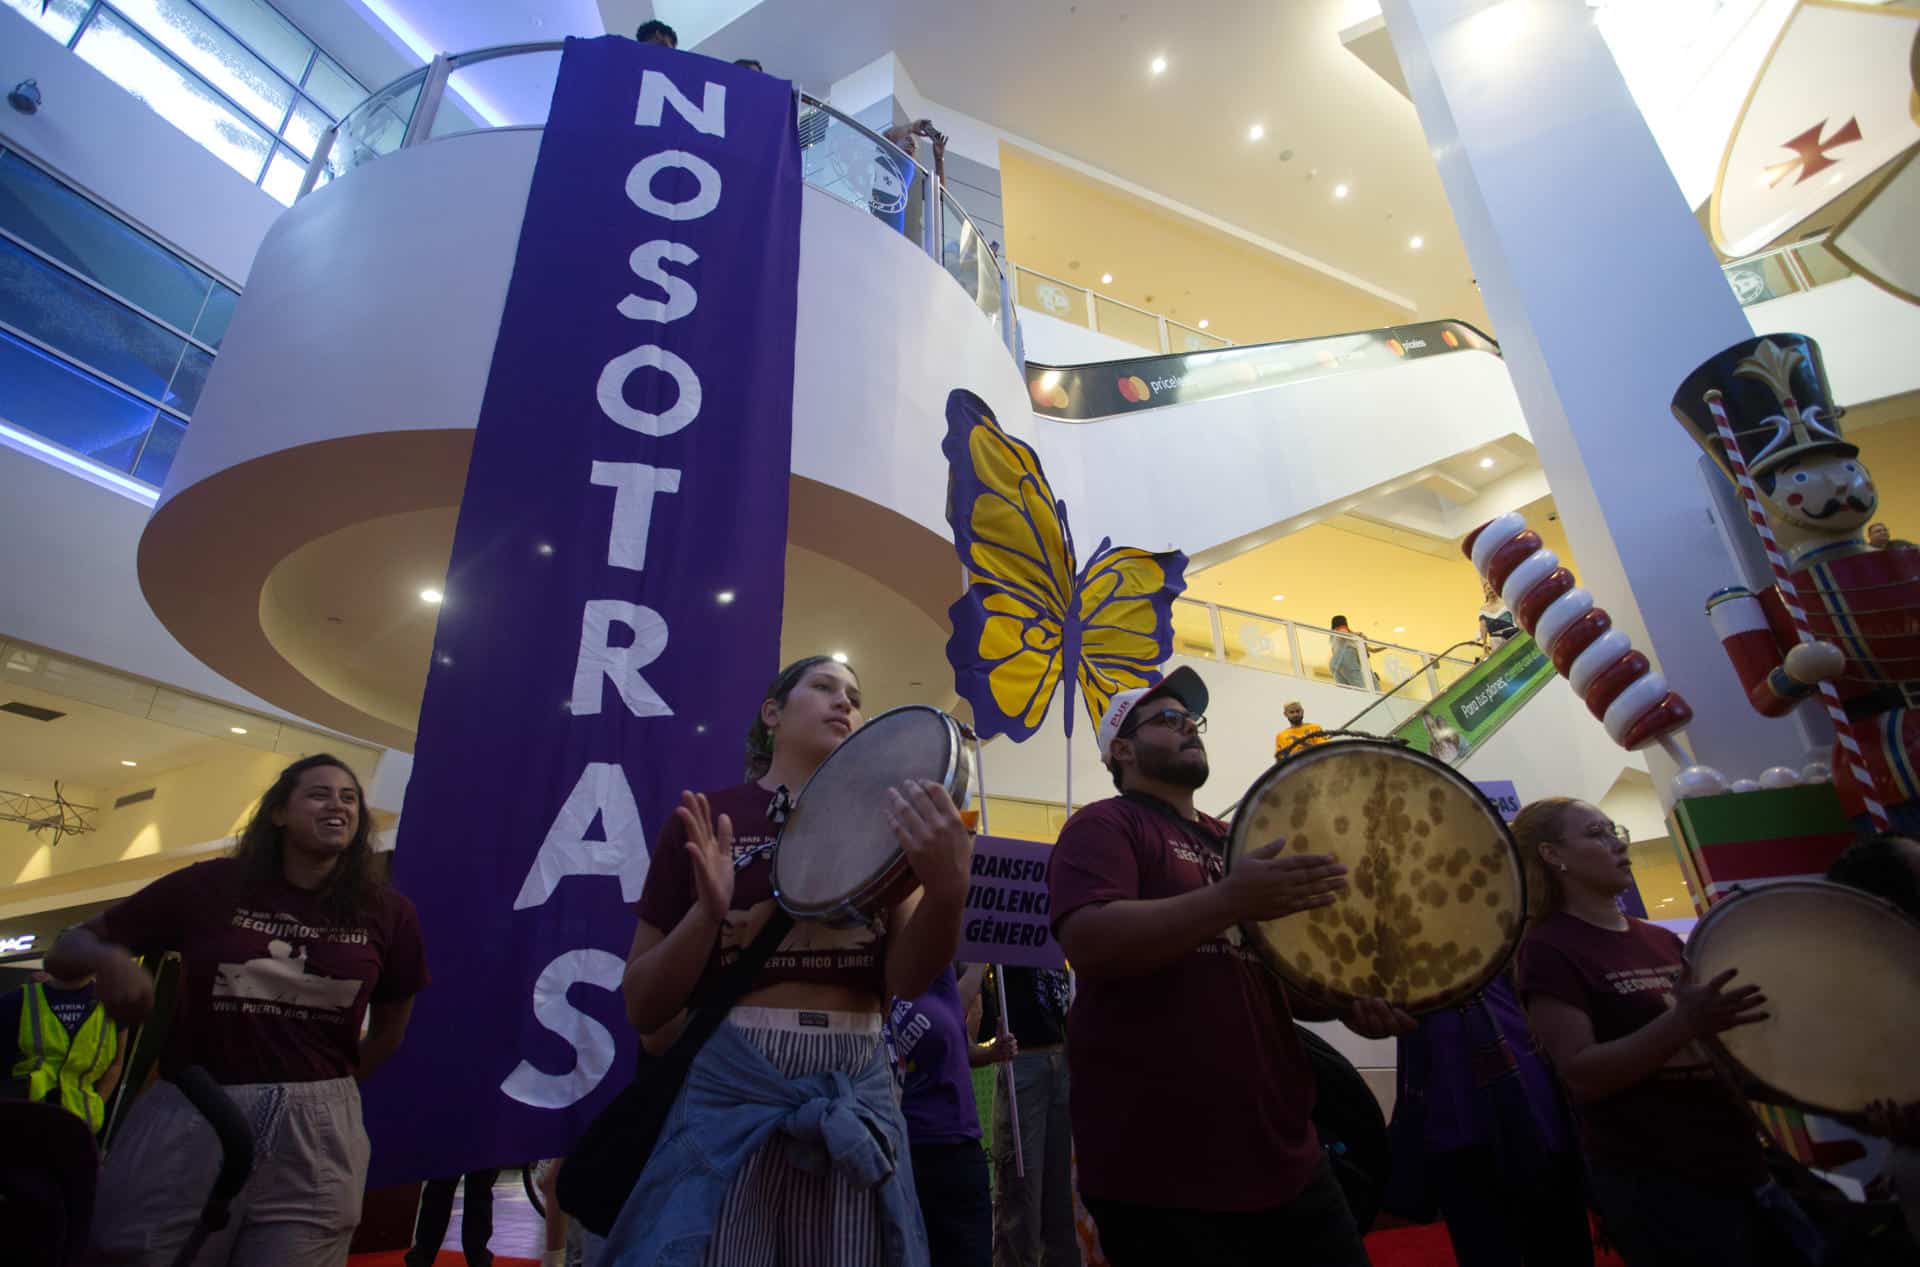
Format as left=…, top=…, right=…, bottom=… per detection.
left=1510, top=796, right=1817, bottom=1267
left=607, top=655, right=973, bottom=1266
left=53, top=753, right=428, bottom=1266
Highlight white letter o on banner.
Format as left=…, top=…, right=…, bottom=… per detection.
left=596, top=344, right=702, bottom=436
left=625, top=150, right=722, bottom=221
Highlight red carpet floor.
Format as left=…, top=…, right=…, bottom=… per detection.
left=346, top=1228, right=1628, bottom=1267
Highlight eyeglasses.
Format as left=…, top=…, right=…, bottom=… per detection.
left=1568, top=822, right=1631, bottom=845
left=1123, top=708, right=1206, bottom=738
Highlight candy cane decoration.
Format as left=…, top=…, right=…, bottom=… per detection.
left=1702, top=390, right=1889, bottom=829
left=1463, top=516, right=1693, bottom=752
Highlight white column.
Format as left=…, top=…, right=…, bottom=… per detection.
left=1380, top=0, right=1812, bottom=787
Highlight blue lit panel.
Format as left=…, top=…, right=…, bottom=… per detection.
left=0, top=328, right=161, bottom=474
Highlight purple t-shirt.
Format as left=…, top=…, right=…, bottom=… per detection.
left=1404, top=974, right=1569, bottom=1155
left=1518, top=911, right=1766, bottom=1184
left=1050, top=793, right=1321, bottom=1211
left=888, top=966, right=981, bottom=1146
left=89, top=858, right=429, bottom=1085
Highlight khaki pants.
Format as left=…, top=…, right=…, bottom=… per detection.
left=84, top=1076, right=369, bottom=1267
left=991, top=1050, right=1082, bottom=1267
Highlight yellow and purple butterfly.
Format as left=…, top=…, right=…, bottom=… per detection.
left=942, top=388, right=1189, bottom=741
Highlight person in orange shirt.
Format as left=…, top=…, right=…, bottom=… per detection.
left=1273, top=701, right=1328, bottom=760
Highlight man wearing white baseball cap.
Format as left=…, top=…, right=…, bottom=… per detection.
left=1050, top=666, right=1414, bottom=1266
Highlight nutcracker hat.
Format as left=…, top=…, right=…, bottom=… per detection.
left=1671, top=333, right=1854, bottom=482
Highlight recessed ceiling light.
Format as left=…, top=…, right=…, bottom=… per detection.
left=1408, top=235, right=1424, bottom=249
left=1271, top=593, right=1285, bottom=602
left=1198, top=319, right=1210, bottom=329
left=1101, top=272, right=1113, bottom=285
left=1393, top=626, right=1406, bottom=633
left=1247, top=124, right=1265, bottom=141
left=230, top=726, right=248, bottom=735
left=419, top=588, right=444, bottom=604
left=1149, top=55, right=1167, bottom=75
left=1479, top=456, right=1495, bottom=469
left=831, top=651, right=850, bottom=664
left=1333, top=183, right=1350, bottom=199
left=716, top=589, right=736, bottom=605
left=121, top=759, right=138, bottom=767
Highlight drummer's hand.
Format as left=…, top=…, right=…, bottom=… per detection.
left=1672, top=967, right=1767, bottom=1040
left=888, top=779, right=973, bottom=905
left=675, top=791, right=736, bottom=924
left=1220, top=840, right=1348, bottom=923
left=1343, top=997, right=1418, bottom=1039
left=980, top=1033, right=1018, bottom=1064
left=1860, top=1100, right=1920, bottom=1147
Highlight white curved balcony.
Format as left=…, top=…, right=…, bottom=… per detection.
left=138, top=56, right=1030, bottom=749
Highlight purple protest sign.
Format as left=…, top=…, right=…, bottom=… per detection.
left=364, top=38, right=800, bottom=1182
left=961, top=835, right=1067, bottom=969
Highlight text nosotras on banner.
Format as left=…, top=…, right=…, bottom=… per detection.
left=960, top=835, right=1067, bottom=970
left=367, top=39, right=799, bottom=1183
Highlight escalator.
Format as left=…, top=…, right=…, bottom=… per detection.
left=1339, top=633, right=1556, bottom=770
left=1024, top=318, right=1499, bottom=421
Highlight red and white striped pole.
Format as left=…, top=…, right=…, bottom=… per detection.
left=1703, top=390, right=1889, bottom=829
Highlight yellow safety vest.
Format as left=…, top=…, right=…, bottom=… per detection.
left=11, top=982, right=116, bottom=1132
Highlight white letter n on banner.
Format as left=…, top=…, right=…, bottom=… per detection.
left=514, top=762, right=653, bottom=909
left=571, top=600, right=671, bottom=716
left=499, top=948, right=625, bottom=1108
left=634, top=71, right=726, bottom=136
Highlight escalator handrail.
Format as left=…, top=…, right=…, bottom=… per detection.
left=1024, top=316, right=1500, bottom=374
left=1210, top=638, right=1486, bottom=821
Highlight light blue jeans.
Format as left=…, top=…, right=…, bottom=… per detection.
left=601, top=1010, right=928, bottom=1267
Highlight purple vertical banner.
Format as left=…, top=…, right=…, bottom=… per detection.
left=364, top=38, right=800, bottom=1183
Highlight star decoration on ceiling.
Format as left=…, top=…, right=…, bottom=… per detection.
left=1764, top=117, right=1863, bottom=188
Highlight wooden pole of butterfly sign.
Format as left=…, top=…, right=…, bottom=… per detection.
left=972, top=733, right=1026, bottom=1179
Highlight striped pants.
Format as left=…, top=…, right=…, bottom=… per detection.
left=704, top=1008, right=888, bottom=1267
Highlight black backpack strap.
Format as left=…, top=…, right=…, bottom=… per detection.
left=671, top=905, right=795, bottom=1057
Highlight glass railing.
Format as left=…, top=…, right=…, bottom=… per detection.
left=1011, top=262, right=1233, bottom=355
left=298, top=44, right=1021, bottom=364
left=1170, top=597, right=1479, bottom=695
left=1720, top=233, right=1851, bottom=308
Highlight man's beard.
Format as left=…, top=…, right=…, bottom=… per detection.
left=1138, top=741, right=1209, bottom=789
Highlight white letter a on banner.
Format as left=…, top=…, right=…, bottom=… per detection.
left=514, top=763, right=653, bottom=909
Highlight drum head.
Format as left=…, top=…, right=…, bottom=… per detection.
left=1228, top=741, right=1524, bottom=1013
left=774, top=706, right=963, bottom=918
left=1687, top=881, right=1920, bottom=1116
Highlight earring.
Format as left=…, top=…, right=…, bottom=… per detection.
left=1557, top=863, right=1569, bottom=872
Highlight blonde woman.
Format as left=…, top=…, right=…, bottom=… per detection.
left=1510, top=797, right=1817, bottom=1266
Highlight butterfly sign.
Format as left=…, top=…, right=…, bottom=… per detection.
left=941, top=388, right=1189, bottom=741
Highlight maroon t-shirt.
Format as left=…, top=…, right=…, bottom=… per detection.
left=90, top=857, right=428, bottom=1085
left=1049, top=793, right=1321, bottom=1211
left=634, top=781, right=889, bottom=1005
left=1517, top=911, right=1766, bottom=1184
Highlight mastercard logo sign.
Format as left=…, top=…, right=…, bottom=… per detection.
left=1386, top=338, right=1406, bottom=358
left=1441, top=329, right=1459, bottom=349
left=1116, top=375, right=1151, bottom=402
left=1028, top=377, right=1070, bottom=409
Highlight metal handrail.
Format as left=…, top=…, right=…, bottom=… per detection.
left=294, top=47, right=1020, bottom=361
left=1197, top=598, right=1479, bottom=678
left=1011, top=261, right=1233, bottom=353
left=1337, top=638, right=1484, bottom=735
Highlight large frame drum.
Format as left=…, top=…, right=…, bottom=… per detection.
left=1686, top=881, right=1920, bottom=1117
left=1227, top=740, right=1525, bottom=1012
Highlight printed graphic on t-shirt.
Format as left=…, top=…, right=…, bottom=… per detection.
left=48, top=994, right=96, bottom=1035
left=1171, top=835, right=1259, bottom=960
left=210, top=909, right=369, bottom=1020
left=718, top=897, right=882, bottom=974
left=1600, top=960, right=1714, bottom=1072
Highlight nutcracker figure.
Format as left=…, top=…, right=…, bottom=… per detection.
left=1672, top=333, right=1920, bottom=830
